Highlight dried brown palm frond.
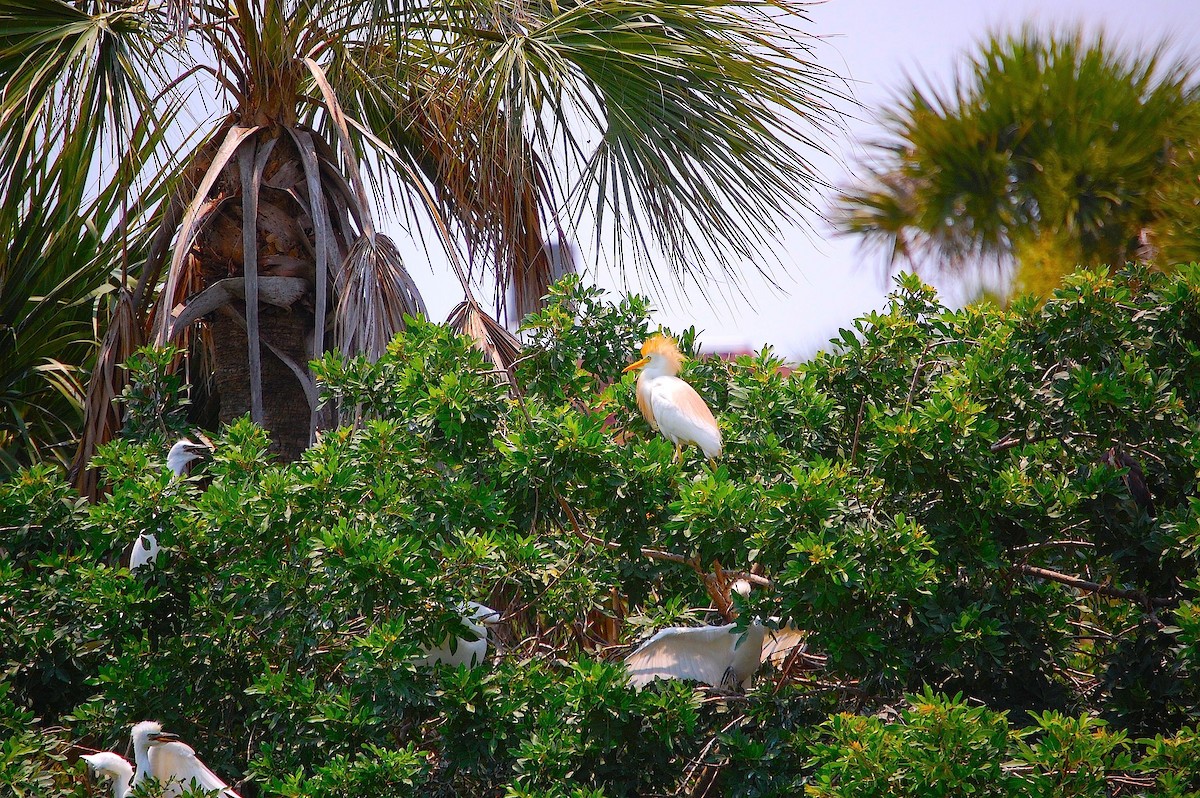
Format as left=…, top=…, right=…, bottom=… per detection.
left=70, top=288, right=142, bottom=500
left=335, top=233, right=427, bottom=362
left=446, top=298, right=521, bottom=383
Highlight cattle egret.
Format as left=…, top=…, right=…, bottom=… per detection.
left=417, top=602, right=501, bottom=668
left=81, top=752, right=133, bottom=798
left=623, top=335, right=722, bottom=463
left=624, top=620, right=805, bottom=691
left=131, top=721, right=241, bottom=798
left=167, top=439, right=210, bottom=477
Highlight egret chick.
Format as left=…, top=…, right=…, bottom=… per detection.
left=81, top=752, right=133, bottom=798
left=167, top=438, right=210, bottom=477
left=623, top=335, right=722, bottom=463
left=131, top=720, right=241, bottom=798
left=128, top=533, right=160, bottom=572
left=417, top=602, right=501, bottom=668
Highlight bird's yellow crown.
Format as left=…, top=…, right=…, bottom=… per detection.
left=641, top=334, right=681, bottom=358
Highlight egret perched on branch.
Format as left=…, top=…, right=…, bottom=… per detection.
left=81, top=752, right=134, bottom=798
left=624, top=621, right=806, bottom=691
left=167, top=438, right=210, bottom=477
left=417, top=602, right=501, bottom=668
left=623, top=334, right=722, bottom=463
left=128, top=439, right=210, bottom=572
left=131, top=721, right=242, bottom=798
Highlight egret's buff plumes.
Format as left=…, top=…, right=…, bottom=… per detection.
left=131, top=720, right=242, bottom=798
left=82, top=752, right=134, bottom=798
left=623, top=335, right=722, bottom=462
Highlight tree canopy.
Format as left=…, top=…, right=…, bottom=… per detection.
left=834, top=28, right=1200, bottom=295
left=3, top=267, right=1200, bottom=796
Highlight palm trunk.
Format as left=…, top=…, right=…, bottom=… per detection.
left=209, top=303, right=314, bottom=462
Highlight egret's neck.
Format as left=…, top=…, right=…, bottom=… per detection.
left=132, top=740, right=151, bottom=785
left=112, top=770, right=133, bottom=798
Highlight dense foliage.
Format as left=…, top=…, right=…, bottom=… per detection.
left=3, top=268, right=1200, bottom=796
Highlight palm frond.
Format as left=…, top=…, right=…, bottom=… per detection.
left=446, top=299, right=522, bottom=383
left=335, top=234, right=427, bottom=361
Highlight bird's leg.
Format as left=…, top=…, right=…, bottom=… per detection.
left=674, top=443, right=683, bottom=464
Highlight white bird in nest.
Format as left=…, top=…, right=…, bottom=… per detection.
left=81, top=751, right=134, bottom=798
left=131, top=720, right=242, bottom=798
left=624, top=580, right=806, bottom=691
left=127, top=438, right=211, bottom=573
left=416, top=602, right=501, bottom=668
left=623, top=334, right=722, bottom=464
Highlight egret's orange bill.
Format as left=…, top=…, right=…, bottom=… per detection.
left=622, top=356, right=651, bottom=373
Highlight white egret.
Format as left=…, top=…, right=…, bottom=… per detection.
left=625, top=622, right=766, bottom=690
left=625, top=579, right=806, bottom=690
left=167, top=438, right=210, bottom=477
left=81, top=752, right=134, bottom=798
left=127, top=439, right=209, bottom=572
left=131, top=720, right=242, bottom=798
left=128, top=533, right=161, bottom=572
left=417, top=602, right=501, bottom=668
left=623, top=334, right=722, bottom=463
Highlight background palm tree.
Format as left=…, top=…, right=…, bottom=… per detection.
left=833, top=28, right=1200, bottom=295
left=2, top=0, right=845, bottom=489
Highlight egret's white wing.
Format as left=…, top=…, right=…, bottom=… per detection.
left=150, top=741, right=241, bottom=798
left=647, top=377, right=722, bottom=458
left=625, top=624, right=762, bottom=689
left=760, top=625, right=806, bottom=667
left=417, top=603, right=496, bottom=668
left=129, top=533, right=159, bottom=571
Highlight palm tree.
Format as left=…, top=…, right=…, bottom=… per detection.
left=2, top=0, right=844, bottom=487
left=833, top=28, right=1200, bottom=294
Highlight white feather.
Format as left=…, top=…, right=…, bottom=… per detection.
left=416, top=602, right=500, bottom=668
left=148, top=741, right=241, bottom=798
left=131, top=721, right=241, bottom=798
left=129, top=532, right=159, bottom=571
left=624, top=622, right=765, bottom=690
left=82, top=752, right=133, bottom=798
left=166, top=439, right=206, bottom=477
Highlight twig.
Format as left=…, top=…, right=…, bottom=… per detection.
left=1010, top=539, right=1095, bottom=555
left=1012, top=563, right=1175, bottom=608
left=849, top=397, right=866, bottom=463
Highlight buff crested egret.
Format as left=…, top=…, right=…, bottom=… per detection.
left=128, top=439, right=210, bottom=572
left=623, top=334, right=722, bottom=463
left=131, top=721, right=242, bottom=798
left=417, top=602, right=501, bottom=668
left=81, top=752, right=134, bottom=798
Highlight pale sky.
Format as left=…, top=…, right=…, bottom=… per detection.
left=396, top=0, right=1200, bottom=359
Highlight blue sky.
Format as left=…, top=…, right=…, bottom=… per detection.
left=400, top=0, right=1200, bottom=359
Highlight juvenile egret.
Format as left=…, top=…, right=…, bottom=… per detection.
left=81, top=752, right=134, bottom=798
left=624, top=620, right=806, bottom=690
left=167, top=438, right=210, bottom=477
left=417, top=602, right=501, bottom=668
left=126, top=439, right=209, bottom=572
left=623, top=335, right=722, bottom=463
left=131, top=720, right=242, bottom=798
